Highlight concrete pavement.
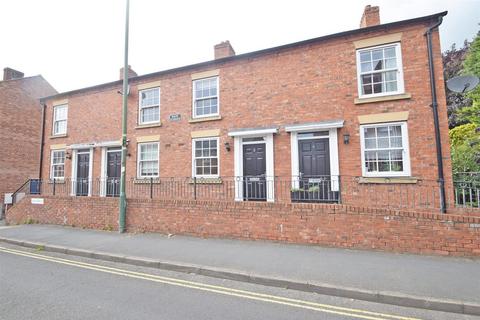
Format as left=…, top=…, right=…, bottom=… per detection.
left=0, top=224, right=479, bottom=315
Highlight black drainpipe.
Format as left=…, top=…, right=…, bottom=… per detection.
left=425, top=16, right=446, bottom=213
left=38, top=102, right=46, bottom=182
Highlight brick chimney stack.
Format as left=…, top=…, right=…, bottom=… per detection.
left=359, top=5, right=380, bottom=28
left=119, top=65, right=137, bottom=80
left=214, top=41, right=235, bottom=59
left=3, top=67, right=24, bottom=81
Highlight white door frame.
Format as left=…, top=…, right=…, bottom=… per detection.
left=100, top=146, right=122, bottom=197
left=228, top=127, right=277, bottom=202
left=286, top=120, right=343, bottom=192
left=71, top=148, right=93, bottom=196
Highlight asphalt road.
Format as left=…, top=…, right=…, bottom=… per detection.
left=0, top=244, right=476, bottom=320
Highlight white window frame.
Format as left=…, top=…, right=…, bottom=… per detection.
left=50, top=149, right=66, bottom=180
left=356, top=43, right=404, bottom=99
left=53, top=104, right=68, bottom=135
left=360, top=121, right=411, bottom=177
left=137, top=142, right=160, bottom=179
left=138, top=87, right=160, bottom=125
left=192, top=137, right=220, bottom=178
left=192, top=76, right=220, bottom=119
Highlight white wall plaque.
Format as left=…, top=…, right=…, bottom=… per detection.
left=31, top=198, right=44, bottom=205
left=4, top=193, right=13, bottom=204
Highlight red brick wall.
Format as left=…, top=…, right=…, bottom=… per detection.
left=6, top=196, right=118, bottom=230
left=40, top=19, right=453, bottom=208
left=0, top=76, right=56, bottom=207
left=7, top=196, right=480, bottom=257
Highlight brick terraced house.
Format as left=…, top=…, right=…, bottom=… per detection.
left=36, top=7, right=453, bottom=211
left=0, top=68, right=56, bottom=216
left=9, top=7, right=480, bottom=257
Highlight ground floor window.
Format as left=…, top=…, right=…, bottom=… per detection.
left=137, top=142, right=159, bottom=178
left=192, top=137, right=219, bottom=177
left=360, top=122, right=410, bottom=177
left=50, top=150, right=65, bottom=179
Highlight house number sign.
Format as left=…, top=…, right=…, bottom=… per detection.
left=169, top=113, right=181, bottom=121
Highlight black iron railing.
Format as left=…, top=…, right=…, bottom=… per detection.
left=8, top=175, right=480, bottom=212
left=11, top=179, right=32, bottom=204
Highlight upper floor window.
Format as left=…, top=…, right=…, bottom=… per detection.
left=139, top=87, right=160, bottom=124
left=360, top=122, right=410, bottom=177
left=53, top=104, right=68, bottom=135
left=193, top=77, right=219, bottom=118
left=50, top=150, right=65, bottom=179
left=356, top=43, right=404, bottom=98
left=137, top=142, right=159, bottom=178
left=192, top=137, right=219, bottom=177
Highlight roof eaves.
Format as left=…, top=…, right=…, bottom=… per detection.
left=40, top=10, right=447, bottom=103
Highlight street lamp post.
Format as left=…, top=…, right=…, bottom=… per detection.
left=119, top=0, right=130, bottom=233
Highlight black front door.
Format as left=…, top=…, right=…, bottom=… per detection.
left=299, top=139, right=330, bottom=177
left=106, top=150, right=121, bottom=197
left=243, top=143, right=266, bottom=201
left=296, top=139, right=338, bottom=202
left=76, top=151, right=90, bottom=196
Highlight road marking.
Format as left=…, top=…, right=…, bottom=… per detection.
left=0, top=246, right=422, bottom=320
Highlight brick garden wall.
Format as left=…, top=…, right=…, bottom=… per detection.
left=6, top=196, right=118, bottom=230
left=7, top=196, right=480, bottom=257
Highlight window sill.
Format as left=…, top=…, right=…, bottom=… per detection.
left=50, top=134, right=68, bottom=139
left=358, top=176, right=418, bottom=184
left=189, top=177, right=223, bottom=184
left=188, top=115, right=222, bottom=123
left=354, top=93, right=411, bottom=105
left=135, top=122, right=162, bottom=129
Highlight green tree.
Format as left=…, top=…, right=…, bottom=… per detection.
left=450, top=124, right=480, bottom=176
left=448, top=28, right=480, bottom=178
left=458, top=29, right=480, bottom=126
left=442, top=41, right=471, bottom=128
left=451, top=142, right=480, bottom=175
left=449, top=123, right=478, bottom=147
left=456, top=103, right=480, bottom=126
left=463, top=30, right=480, bottom=94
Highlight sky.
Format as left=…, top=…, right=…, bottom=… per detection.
left=1, top=0, right=479, bottom=93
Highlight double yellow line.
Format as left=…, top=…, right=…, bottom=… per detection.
left=0, top=246, right=421, bottom=320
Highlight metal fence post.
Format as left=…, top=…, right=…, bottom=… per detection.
left=150, top=177, right=153, bottom=199
left=337, top=176, right=342, bottom=204
left=194, top=177, right=197, bottom=200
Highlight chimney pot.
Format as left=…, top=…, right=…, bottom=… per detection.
left=214, top=41, right=235, bottom=59
left=3, top=67, right=24, bottom=81
left=120, top=65, right=137, bottom=80
left=360, top=5, right=380, bottom=28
